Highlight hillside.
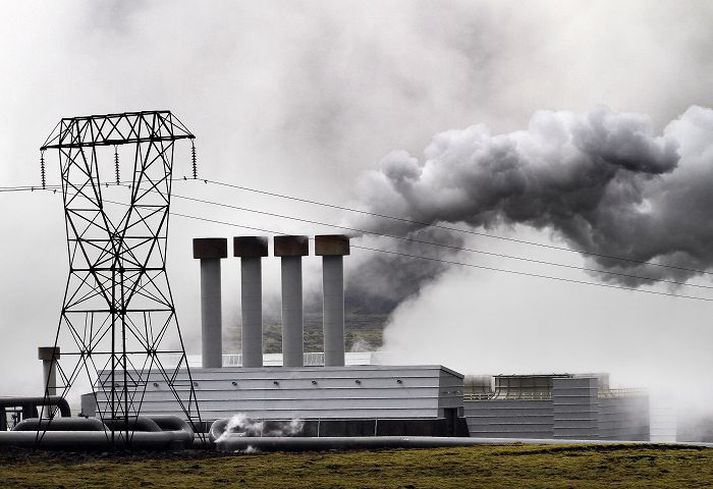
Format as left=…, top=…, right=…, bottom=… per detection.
left=224, top=313, right=389, bottom=354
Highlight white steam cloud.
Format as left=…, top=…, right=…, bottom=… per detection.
left=215, top=414, right=305, bottom=443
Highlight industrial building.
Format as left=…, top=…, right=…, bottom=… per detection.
left=463, top=374, right=649, bottom=440
left=79, top=234, right=653, bottom=440
left=1, top=110, right=663, bottom=451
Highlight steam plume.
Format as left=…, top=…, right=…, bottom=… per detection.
left=215, top=414, right=305, bottom=442
left=347, top=106, right=713, bottom=310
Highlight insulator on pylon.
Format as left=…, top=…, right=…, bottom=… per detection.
left=40, top=151, right=46, bottom=190
left=114, top=146, right=120, bottom=185
left=191, top=141, right=198, bottom=179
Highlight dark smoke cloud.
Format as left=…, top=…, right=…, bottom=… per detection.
left=346, top=228, right=465, bottom=314
left=347, top=106, right=713, bottom=310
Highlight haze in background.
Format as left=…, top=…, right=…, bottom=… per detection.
left=1, top=1, right=713, bottom=423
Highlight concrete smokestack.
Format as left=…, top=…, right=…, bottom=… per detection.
left=274, top=235, right=309, bottom=367
left=234, top=236, right=268, bottom=368
left=38, top=346, right=60, bottom=396
left=315, top=235, right=350, bottom=367
left=193, top=238, right=228, bottom=369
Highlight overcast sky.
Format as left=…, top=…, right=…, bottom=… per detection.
left=2, top=1, right=713, bottom=414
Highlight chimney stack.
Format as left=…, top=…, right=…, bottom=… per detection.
left=234, top=236, right=268, bottom=368
left=274, top=235, right=309, bottom=367
left=193, top=238, right=227, bottom=368
left=315, top=235, right=350, bottom=367
left=38, top=346, right=60, bottom=396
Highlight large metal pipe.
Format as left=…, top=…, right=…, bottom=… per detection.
left=13, top=417, right=106, bottom=432
left=0, top=431, right=190, bottom=450
left=38, top=347, right=60, bottom=396
left=0, top=396, right=71, bottom=419
left=0, top=415, right=194, bottom=450
left=315, top=235, right=350, bottom=367
left=193, top=238, right=228, bottom=368
left=274, top=235, right=309, bottom=367
left=234, top=236, right=269, bottom=368
left=212, top=435, right=713, bottom=452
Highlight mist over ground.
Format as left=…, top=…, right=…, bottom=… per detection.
left=2, top=1, right=713, bottom=431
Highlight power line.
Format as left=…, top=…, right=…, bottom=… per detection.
left=10, top=176, right=713, bottom=280
left=99, top=198, right=713, bottom=304
left=352, top=244, right=713, bottom=304
left=12, top=177, right=713, bottom=293
left=166, top=191, right=713, bottom=292
left=200, top=178, right=713, bottom=278
left=0, top=184, right=61, bottom=193
left=39, top=181, right=713, bottom=292
left=0, top=177, right=193, bottom=193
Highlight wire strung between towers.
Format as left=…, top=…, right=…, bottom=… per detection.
left=0, top=177, right=191, bottom=193
left=11, top=178, right=713, bottom=291
left=163, top=190, right=713, bottom=292
left=8, top=175, right=713, bottom=286
left=96, top=197, right=713, bottom=305
left=7, top=170, right=713, bottom=279
left=198, top=178, right=713, bottom=278
left=4, top=182, right=709, bottom=303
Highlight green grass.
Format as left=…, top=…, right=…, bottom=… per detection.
left=1, top=444, right=712, bottom=488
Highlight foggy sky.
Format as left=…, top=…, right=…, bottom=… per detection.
left=3, top=0, right=713, bottom=410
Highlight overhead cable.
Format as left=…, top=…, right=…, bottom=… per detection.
left=166, top=191, right=713, bottom=291
left=99, top=198, right=713, bottom=305
left=200, top=178, right=713, bottom=278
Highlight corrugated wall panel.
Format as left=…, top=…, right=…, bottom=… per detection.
left=464, top=400, right=554, bottom=438
left=552, top=377, right=599, bottom=439
left=598, top=396, right=649, bottom=441
left=91, top=365, right=462, bottom=421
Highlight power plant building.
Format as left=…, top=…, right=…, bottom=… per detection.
left=463, top=374, right=649, bottom=440
left=80, top=234, right=653, bottom=441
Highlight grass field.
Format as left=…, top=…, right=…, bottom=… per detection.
left=1, top=444, right=712, bottom=488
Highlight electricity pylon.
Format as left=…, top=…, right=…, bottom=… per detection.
left=39, top=111, right=202, bottom=444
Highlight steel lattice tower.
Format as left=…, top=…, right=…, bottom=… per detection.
left=40, top=111, right=202, bottom=442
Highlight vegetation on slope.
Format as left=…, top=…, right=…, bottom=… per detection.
left=224, top=312, right=388, bottom=354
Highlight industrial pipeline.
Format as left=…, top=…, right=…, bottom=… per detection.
left=0, top=412, right=195, bottom=451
